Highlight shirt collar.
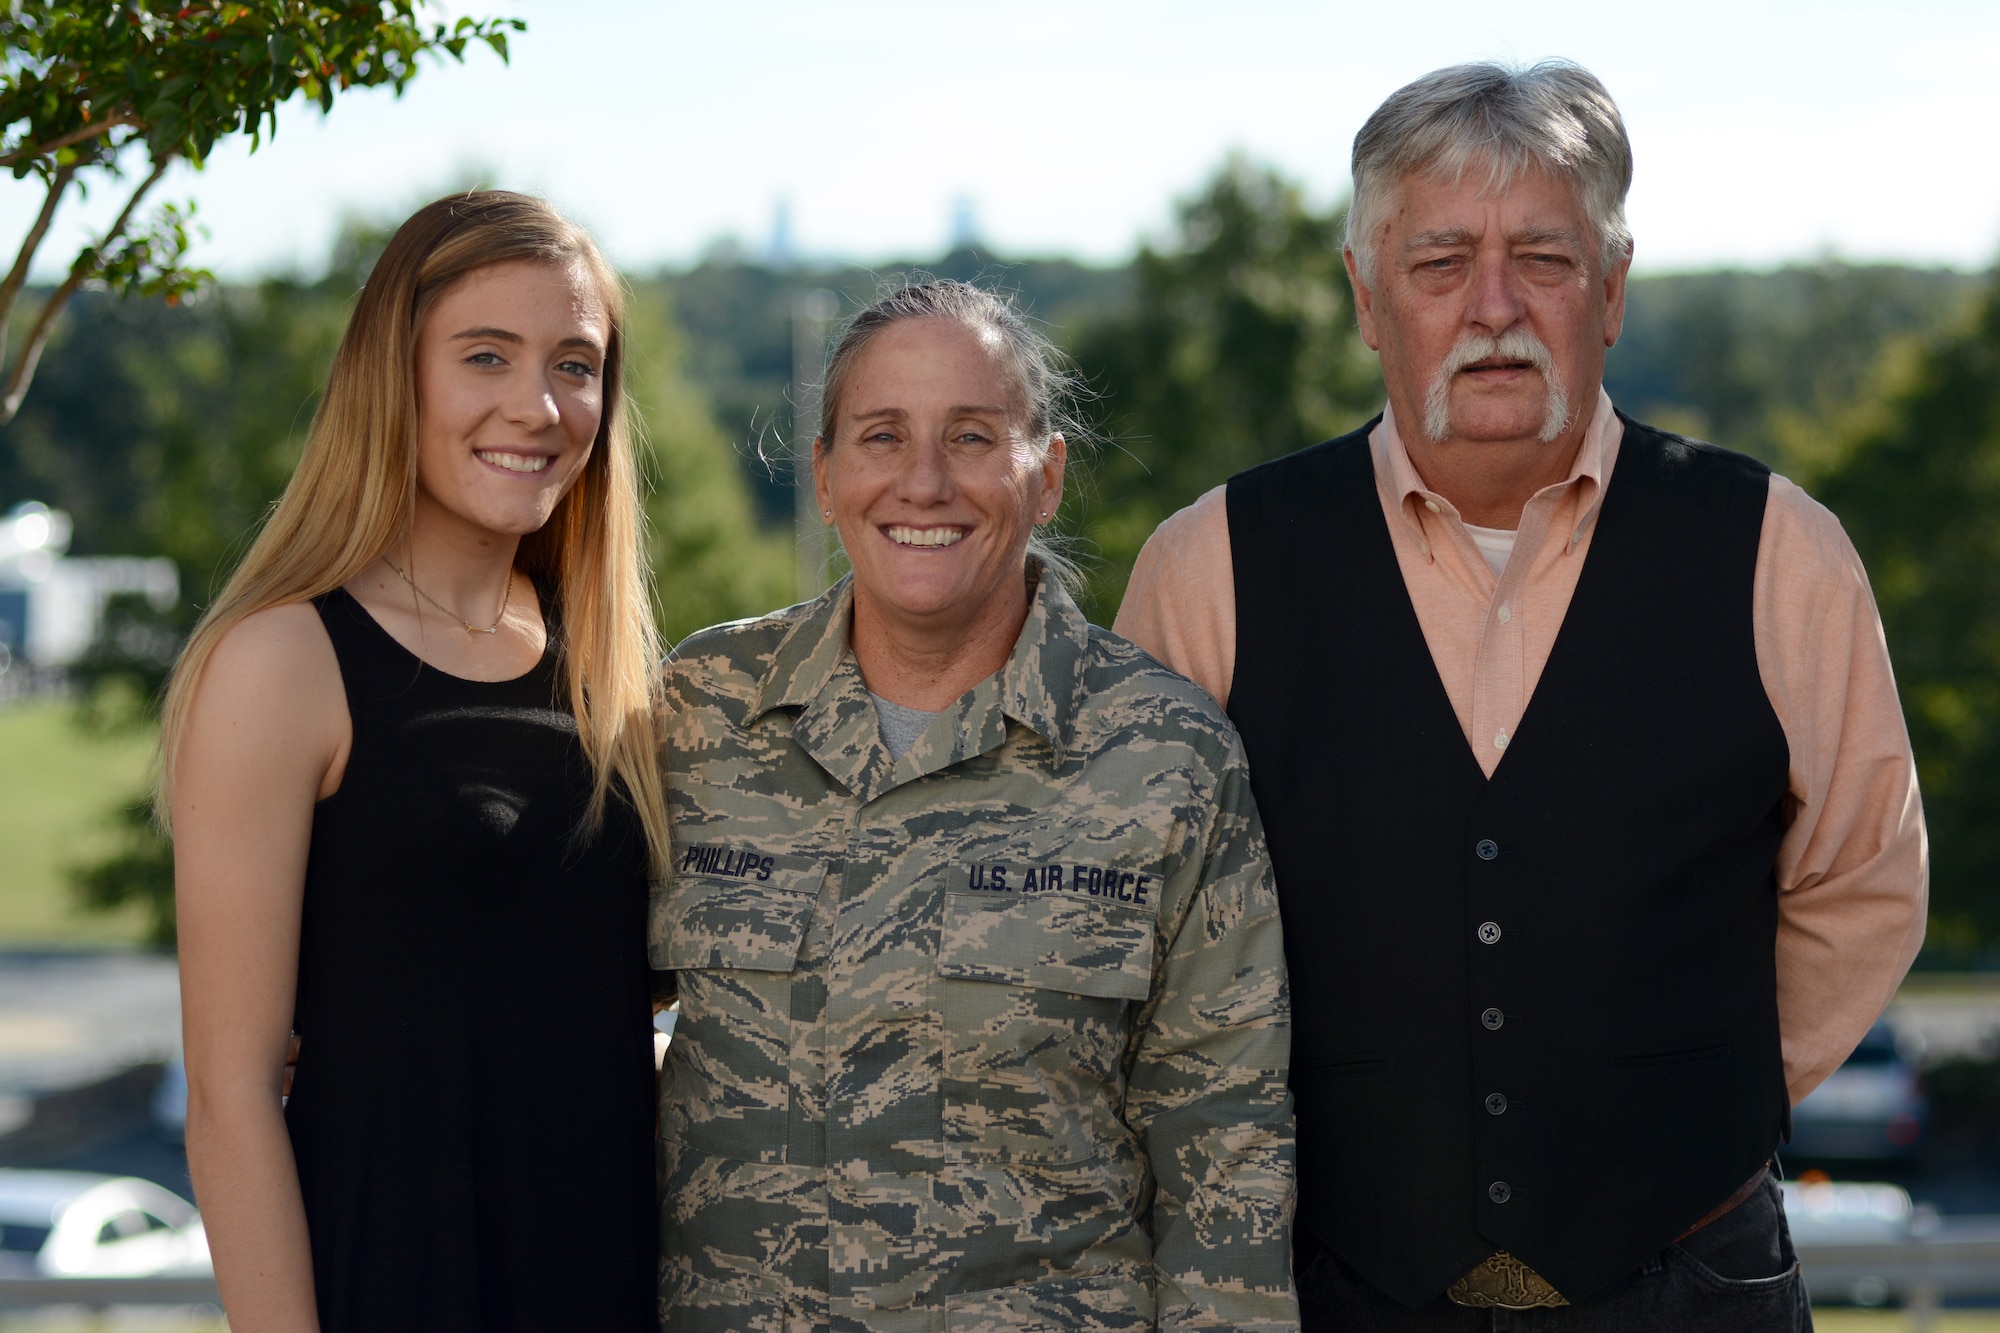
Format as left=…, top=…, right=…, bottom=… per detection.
left=752, top=578, right=856, bottom=720
left=1373, top=386, right=1621, bottom=548
left=994, top=562, right=1091, bottom=763
left=748, top=560, right=1091, bottom=798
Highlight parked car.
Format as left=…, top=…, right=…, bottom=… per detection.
left=1780, top=1177, right=1928, bottom=1309
left=0, top=1170, right=211, bottom=1278
left=1779, top=1177, right=1915, bottom=1245
left=1788, top=1021, right=1927, bottom=1161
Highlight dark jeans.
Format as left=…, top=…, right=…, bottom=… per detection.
left=1297, top=1175, right=1812, bottom=1332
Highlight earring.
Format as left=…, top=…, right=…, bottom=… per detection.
left=822, top=509, right=831, bottom=520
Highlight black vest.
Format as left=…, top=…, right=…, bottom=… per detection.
left=1226, top=416, right=1792, bottom=1308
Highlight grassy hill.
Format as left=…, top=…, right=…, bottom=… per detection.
left=0, top=700, right=156, bottom=946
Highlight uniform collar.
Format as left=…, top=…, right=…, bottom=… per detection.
left=749, top=561, right=1090, bottom=799
left=994, top=562, right=1090, bottom=763
left=1374, top=386, right=1620, bottom=550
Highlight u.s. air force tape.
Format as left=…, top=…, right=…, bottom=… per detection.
left=960, top=861, right=1154, bottom=907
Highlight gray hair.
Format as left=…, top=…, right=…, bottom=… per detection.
left=817, top=279, right=1086, bottom=590
left=1344, top=60, right=1634, bottom=287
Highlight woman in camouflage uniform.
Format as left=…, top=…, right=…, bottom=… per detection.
left=652, top=281, right=1297, bottom=1332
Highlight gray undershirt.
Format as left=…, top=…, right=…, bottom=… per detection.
left=869, top=691, right=941, bottom=759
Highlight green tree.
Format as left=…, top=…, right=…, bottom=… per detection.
left=1814, top=268, right=2000, bottom=960
left=659, top=249, right=1131, bottom=525
left=0, top=0, right=520, bottom=424
left=624, top=282, right=794, bottom=646
left=1605, top=264, right=1982, bottom=473
left=1065, top=157, right=1380, bottom=621
left=46, top=270, right=352, bottom=944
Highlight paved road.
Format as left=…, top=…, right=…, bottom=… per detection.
left=0, top=949, right=180, bottom=1093
left=0, top=949, right=180, bottom=1162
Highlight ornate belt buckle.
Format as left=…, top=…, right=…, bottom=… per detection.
left=1446, top=1250, right=1571, bottom=1309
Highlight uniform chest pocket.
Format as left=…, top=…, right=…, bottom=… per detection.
left=653, top=843, right=824, bottom=1167
left=651, top=843, right=824, bottom=972
left=934, top=884, right=1158, bottom=1166
left=936, top=881, right=1157, bottom=999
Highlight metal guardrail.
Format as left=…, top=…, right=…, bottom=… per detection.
left=1797, top=1218, right=2000, bottom=1329
left=0, top=1274, right=220, bottom=1308
left=0, top=1226, right=1992, bottom=1318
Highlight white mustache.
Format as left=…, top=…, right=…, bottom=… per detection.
left=1423, top=330, right=1572, bottom=444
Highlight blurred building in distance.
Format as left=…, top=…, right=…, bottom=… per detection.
left=0, top=502, right=177, bottom=681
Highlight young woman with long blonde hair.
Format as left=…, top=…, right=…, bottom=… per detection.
left=164, top=191, right=665, bottom=1331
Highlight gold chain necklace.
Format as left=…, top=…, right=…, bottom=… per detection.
left=384, top=559, right=511, bottom=636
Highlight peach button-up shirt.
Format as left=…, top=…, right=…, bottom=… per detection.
left=1114, top=390, right=1928, bottom=1104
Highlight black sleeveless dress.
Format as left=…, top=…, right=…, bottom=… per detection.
left=285, top=588, right=656, bottom=1331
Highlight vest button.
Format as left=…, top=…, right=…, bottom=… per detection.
left=1485, top=1092, right=1509, bottom=1115
left=1477, top=921, right=1503, bottom=945
left=1481, top=1007, right=1505, bottom=1030
left=1489, top=1181, right=1512, bottom=1204
left=1475, top=839, right=1499, bottom=861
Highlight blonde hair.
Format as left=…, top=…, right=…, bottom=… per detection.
left=158, top=190, right=668, bottom=872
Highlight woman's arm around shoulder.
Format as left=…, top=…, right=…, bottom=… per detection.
left=175, top=601, right=348, bottom=1331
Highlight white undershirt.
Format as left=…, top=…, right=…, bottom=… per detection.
left=1463, top=522, right=1518, bottom=580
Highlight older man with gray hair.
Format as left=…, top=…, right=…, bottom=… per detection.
left=1116, top=61, right=1927, bottom=1330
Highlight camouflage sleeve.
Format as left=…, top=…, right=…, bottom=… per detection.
left=1123, top=745, right=1298, bottom=1329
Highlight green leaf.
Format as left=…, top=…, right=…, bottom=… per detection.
left=0, top=0, right=526, bottom=419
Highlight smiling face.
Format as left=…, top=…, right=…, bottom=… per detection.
left=1348, top=165, right=1628, bottom=455
left=815, top=316, right=1064, bottom=654
left=411, top=259, right=610, bottom=547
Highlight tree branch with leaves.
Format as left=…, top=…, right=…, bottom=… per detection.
left=0, top=0, right=522, bottom=426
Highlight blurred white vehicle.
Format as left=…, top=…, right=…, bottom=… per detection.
left=1780, top=1177, right=1917, bottom=1245
left=0, top=1170, right=211, bottom=1278
left=1779, top=1177, right=1938, bottom=1309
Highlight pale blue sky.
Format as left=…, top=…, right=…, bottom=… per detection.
left=10, top=0, right=2000, bottom=279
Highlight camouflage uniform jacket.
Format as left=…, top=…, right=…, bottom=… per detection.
left=652, top=570, right=1297, bottom=1332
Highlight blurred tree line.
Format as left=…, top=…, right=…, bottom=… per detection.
left=658, top=244, right=1132, bottom=524
left=1, top=217, right=794, bottom=944
left=2, top=158, right=1995, bottom=961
